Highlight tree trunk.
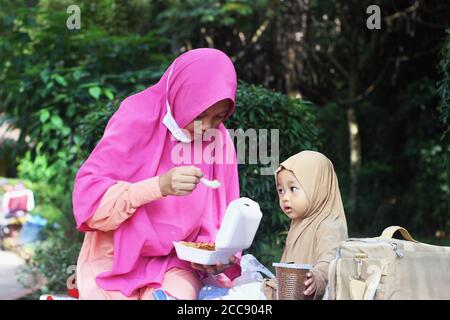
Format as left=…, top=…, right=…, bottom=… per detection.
left=347, top=106, right=361, bottom=213
left=347, top=27, right=362, bottom=216
left=276, top=0, right=308, bottom=97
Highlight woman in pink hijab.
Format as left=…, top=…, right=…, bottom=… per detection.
left=72, top=48, right=240, bottom=300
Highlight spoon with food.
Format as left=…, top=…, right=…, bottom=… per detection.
left=200, top=177, right=221, bottom=189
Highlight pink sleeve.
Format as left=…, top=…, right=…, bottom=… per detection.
left=86, top=176, right=163, bottom=232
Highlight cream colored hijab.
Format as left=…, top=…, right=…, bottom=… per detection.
left=275, top=151, right=348, bottom=268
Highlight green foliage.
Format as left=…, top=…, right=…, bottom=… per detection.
left=337, top=77, right=449, bottom=238
left=158, top=0, right=257, bottom=30
left=16, top=146, right=71, bottom=225
left=409, top=142, right=449, bottom=232
left=156, top=0, right=272, bottom=62
left=438, top=29, right=450, bottom=137
left=0, top=1, right=172, bottom=230
left=0, top=2, right=170, bottom=293
left=18, top=227, right=83, bottom=295
left=0, top=4, right=170, bottom=165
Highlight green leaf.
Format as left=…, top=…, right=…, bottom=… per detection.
left=53, top=74, right=67, bottom=87
left=73, top=135, right=81, bottom=145
left=40, top=109, right=50, bottom=123
left=79, top=82, right=100, bottom=89
left=104, top=88, right=114, bottom=100
left=88, top=87, right=101, bottom=100
left=40, top=69, right=50, bottom=83
left=61, top=127, right=71, bottom=136
left=50, top=115, right=63, bottom=129
left=49, top=140, right=58, bottom=150
left=73, top=70, right=82, bottom=81
left=67, top=104, right=76, bottom=117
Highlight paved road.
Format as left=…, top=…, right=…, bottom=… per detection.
left=0, top=250, right=31, bottom=299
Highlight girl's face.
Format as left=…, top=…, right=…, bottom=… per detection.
left=183, top=99, right=231, bottom=140
left=276, top=169, right=310, bottom=220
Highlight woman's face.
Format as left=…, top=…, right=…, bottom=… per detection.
left=276, top=169, right=310, bottom=220
left=183, top=99, right=231, bottom=140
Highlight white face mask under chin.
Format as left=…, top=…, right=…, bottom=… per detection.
left=162, top=62, right=192, bottom=143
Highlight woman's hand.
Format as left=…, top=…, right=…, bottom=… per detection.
left=191, top=255, right=238, bottom=275
left=159, top=166, right=203, bottom=196
left=303, top=272, right=317, bottom=296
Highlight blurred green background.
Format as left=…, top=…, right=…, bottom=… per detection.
left=0, top=0, right=448, bottom=296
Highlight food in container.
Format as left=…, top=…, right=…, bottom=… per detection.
left=173, top=197, right=263, bottom=265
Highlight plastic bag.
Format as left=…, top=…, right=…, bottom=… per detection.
left=224, top=282, right=268, bottom=300
left=232, top=254, right=275, bottom=286
left=199, top=254, right=274, bottom=300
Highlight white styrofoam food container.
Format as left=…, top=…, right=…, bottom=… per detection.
left=173, top=197, right=263, bottom=265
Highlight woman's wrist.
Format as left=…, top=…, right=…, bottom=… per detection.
left=128, top=176, right=164, bottom=207
left=158, top=174, right=168, bottom=196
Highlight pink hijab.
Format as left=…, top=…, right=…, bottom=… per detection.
left=72, top=48, right=240, bottom=296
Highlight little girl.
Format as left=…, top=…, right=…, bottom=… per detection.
left=263, top=150, right=348, bottom=299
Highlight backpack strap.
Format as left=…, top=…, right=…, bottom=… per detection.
left=380, top=226, right=417, bottom=242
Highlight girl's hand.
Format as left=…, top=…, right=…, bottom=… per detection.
left=191, top=256, right=238, bottom=275
left=159, top=166, right=203, bottom=196
left=303, top=272, right=317, bottom=296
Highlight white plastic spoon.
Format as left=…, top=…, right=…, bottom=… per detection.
left=200, top=177, right=221, bottom=189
